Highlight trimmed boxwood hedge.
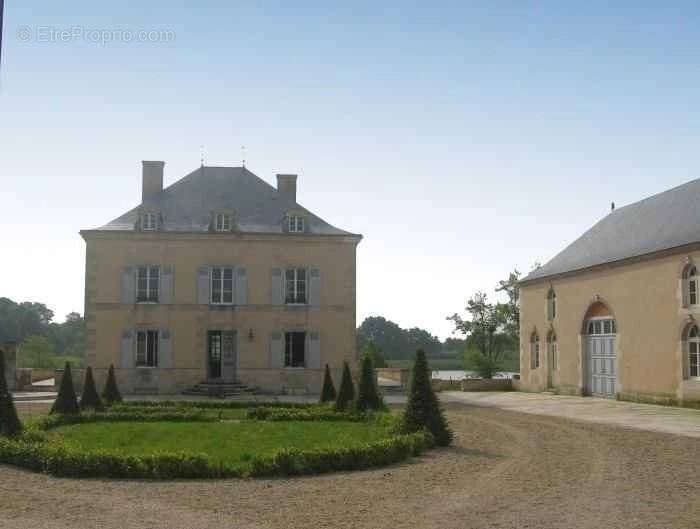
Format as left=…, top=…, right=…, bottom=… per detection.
left=0, top=427, right=433, bottom=479
left=35, top=410, right=215, bottom=430
left=119, top=400, right=317, bottom=410
left=246, top=407, right=369, bottom=422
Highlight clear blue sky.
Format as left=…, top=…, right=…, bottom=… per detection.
left=1, top=2, right=699, bottom=339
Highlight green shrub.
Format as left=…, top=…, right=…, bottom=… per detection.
left=402, top=349, right=453, bottom=446
left=355, top=352, right=386, bottom=412
left=0, top=350, right=23, bottom=437
left=102, top=364, right=122, bottom=405
left=335, top=361, right=355, bottom=411
left=36, top=410, right=213, bottom=430
left=80, top=366, right=104, bottom=412
left=246, top=407, right=368, bottom=422
left=319, top=364, right=337, bottom=403
left=51, top=362, right=80, bottom=415
left=120, top=400, right=315, bottom=410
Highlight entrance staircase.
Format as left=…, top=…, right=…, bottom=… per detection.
left=182, top=380, right=257, bottom=398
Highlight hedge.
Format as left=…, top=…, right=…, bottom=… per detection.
left=0, top=429, right=433, bottom=480
left=119, top=400, right=317, bottom=410
left=246, top=407, right=371, bottom=422
left=34, top=410, right=214, bottom=430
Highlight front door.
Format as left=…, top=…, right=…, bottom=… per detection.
left=208, top=331, right=237, bottom=382
left=585, top=318, right=616, bottom=397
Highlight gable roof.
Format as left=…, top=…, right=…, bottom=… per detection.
left=523, top=178, right=700, bottom=283
left=90, top=166, right=358, bottom=236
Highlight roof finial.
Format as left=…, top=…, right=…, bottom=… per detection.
left=200, top=145, right=205, bottom=167
left=611, top=201, right=615, bottom=212
left=241, top=145, right=246, bottom=168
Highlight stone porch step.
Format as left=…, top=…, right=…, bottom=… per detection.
left=182, top=381, right=257, bottom=397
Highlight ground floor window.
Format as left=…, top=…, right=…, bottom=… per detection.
left=285, top=331, right=306, bottom=367
left=530, top=332, right=540, bottom=369
left=136, top=330, right=159, bottom=367
left=688, top=325, right=700, bottom=378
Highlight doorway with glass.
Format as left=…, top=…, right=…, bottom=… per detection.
left=207, top=330, right=237, bottom=382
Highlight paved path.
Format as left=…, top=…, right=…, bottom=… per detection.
left=442, top=390, right=700, bottom=438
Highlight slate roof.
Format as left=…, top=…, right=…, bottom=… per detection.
left=91, top=166, right=358, bottom=236
left=523, top=178, right=700, bottom=283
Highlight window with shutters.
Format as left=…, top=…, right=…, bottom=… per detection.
left=141, top=212, right=158, bottom=231
left=285, top=268, right=307, bottom=304
left=214, top=213, right=232, bottom=232
left=136, top=330, right=159, bottom=367
left=285, top=331, right=306, bottom=367
left=211, top=267, right=234, bottom=305
left=136, top=266, right=159, bottom=303
left=288, top=215, right=304, bottom=233
left=530, top=331, right=540, bottom=370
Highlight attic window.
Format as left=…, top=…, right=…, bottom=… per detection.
left=214, top=213, right=232, bottom=232
left=141, top=213, right=157, bottom=231
left=288, top=215, right=304, bottom=233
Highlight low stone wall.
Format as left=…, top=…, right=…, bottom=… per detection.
left=376, top=368, right=410, bottom=389
left=31, top=369, right=55, bottom=383
left=461, top=378, right=513, bottom=392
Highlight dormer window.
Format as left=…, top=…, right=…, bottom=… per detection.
left=141, top=212, right=158, bottom=231
left=288, top=215, right=304, bottom=233
left=214, top=213, right=232, bottom=232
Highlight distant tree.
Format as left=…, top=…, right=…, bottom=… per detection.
left=79, top=366, right=103, bottom=412
left=0, top=350, right=23, bottom=437
left=355, top=352, right=385, bottom=412
left=18, top=335, right=56, bottom=369
left=50, top=362, right=80, bottom=415
left=102, top=364, right=122, bottom=405
left=361, top=341, right=387, bottom=368
left=357, top=316, right=442, bottom=360
left=402, top=349, right=452, bottom=446
left=335, top=361, right=355, bottom=411
left=319, top=364, right=337, bottom=403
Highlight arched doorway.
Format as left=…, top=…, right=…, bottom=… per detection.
left=583, top=301, right=617, bottom=397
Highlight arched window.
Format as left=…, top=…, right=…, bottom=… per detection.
left=547, top=330, right=558, bottom=372
left=547, top=289, right=557, bottom=320
left=530, top=331, right=540, bottom=370
left=688, top=325, right=700, bottom=378
left=688, top=266, right=699, bottom=307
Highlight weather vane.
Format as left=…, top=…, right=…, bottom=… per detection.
left=241, top=145, right=246, bottom=168
left=200, top=145, right=205, bottom=167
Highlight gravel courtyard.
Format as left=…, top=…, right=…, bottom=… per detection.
left=2, top=402, right=699, bottom=529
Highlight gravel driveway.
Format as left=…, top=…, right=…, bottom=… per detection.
left=2, top=402, right=699, bottom=529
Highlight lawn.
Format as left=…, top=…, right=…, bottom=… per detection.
left=51, top=420, right=395, bottom=471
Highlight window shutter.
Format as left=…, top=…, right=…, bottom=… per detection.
left=682, top=279, right=690, bottom=308
left=309, top=268, right=321, bottom=306
left=197, top=266, right=210, bottom=304
left=271, top=268, right=283, bottom=305
left=270, top=332, right=284, bottom=368
left=235, top=268, right=248, bottom=305
left=121, top=267, right=135, bottom=304
left=282, top=215, right=289, bottom=233
left=307, top=332, right=321, bottom=369
left=121, top=330, right=134, bottom=368
left=159, top=330, right=172, bottom=368
left=161, top=266, right=174, bottom=304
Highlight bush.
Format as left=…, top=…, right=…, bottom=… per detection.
left=355, top=352, right=386, bottom=412
left=36, top=410, right=214, bottom=430
left=402, top=349, right=453, bottom=446
left=102, top=364, right=122, bottom=405
left=0, top=350, right=22, bottom=437
left=335, top=361, right=355, bottom=411
left=51, top=362, right=80, bottom=415
left=119, top=400, right=315, bottom=410
left=246, top=406, right=368, bottom=422
left=319, top=364, right=336, bottom=403
left=80, top=366, right=104, bottom=412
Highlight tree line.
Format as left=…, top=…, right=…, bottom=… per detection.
left=0, top=298, right=85, bottom=368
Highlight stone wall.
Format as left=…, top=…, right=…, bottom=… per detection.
left=461, top=378, right=513, bottom=392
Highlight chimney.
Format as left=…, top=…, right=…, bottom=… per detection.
left=276, top=173, right=298, bottom=201
left=142, top=161, right=165, bottom=202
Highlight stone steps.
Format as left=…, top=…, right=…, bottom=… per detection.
left=182, top=381, right=257, bottom=397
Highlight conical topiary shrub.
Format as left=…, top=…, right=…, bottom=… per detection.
left=50, top=362, right=80, bottom=415
left=355, top=351, right=385, bottom=412
left=402, top=349, right=453, bottom=446
left=319, top=364, right=336, bottom=404
left=0, top=350, right=22, bottom=437
left=335, top=361, right=355, bottom=411
left=102, top=364, right=122, bottom=405
left=80, top=366, right=104, bottom=412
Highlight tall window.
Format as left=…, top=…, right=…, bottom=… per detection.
left=288, top=215, right=304, bottom=233
left=211, top=267, right=234, bottom=304
left=285, top=268, right=307, bottom=304
left=689, top=266, right=699, bottom=306
left=587, top=319, right=616, bottom=335
left=136, top=266, right=159, bottom=303
left=530, top=332, right=540, bottom=369
left=689, top=325, right=700, bottom=378
left=214, top=213, right=232, bottom=232
left=141, top=213, right=157, bottom=231
left=136, top=330, right=159, bottom=367
left=548, top=331, right=558, bottom=371
left=285, top=331, right=306, bottom=367
left=547, top=289, right=557, bottom=320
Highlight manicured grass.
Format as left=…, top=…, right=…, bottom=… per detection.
left=51, top=420, right=394, bottom=471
